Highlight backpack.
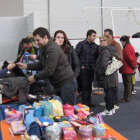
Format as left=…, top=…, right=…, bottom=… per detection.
left=48, top=100, right=64, bottom=117
left=33, top=102, right=43, bottom=117
left=21, top=52, right=38, bottom=77
left=39, top=101, right=53, bottom=117
left=24, top=113, right=42, bottom=139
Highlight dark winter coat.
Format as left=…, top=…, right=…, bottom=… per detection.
left=119, top=43, right=136, bottom=74
left=27, top=40, right=74, bottom=88
left=75, top=39, right=100, bottom=70
left=94, top=45, right=118, bottom=89
left=65, top=46, right=80, bottom=78
left=0, top=77, right=29, bottom=104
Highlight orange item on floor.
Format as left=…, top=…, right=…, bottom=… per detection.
left=0, top=120, right=128, bottom=140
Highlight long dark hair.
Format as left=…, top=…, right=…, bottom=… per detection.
left=120, top=35, right=129, bottom=43
left=54, top=30, right=71, bottom=52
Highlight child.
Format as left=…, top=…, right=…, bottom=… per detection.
left=132, top=52, right=140, bottom=95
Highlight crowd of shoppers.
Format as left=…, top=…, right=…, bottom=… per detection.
left=1, top=27, right=138, bottom=116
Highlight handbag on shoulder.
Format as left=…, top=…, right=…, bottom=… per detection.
left=105, top=56, right=123, bottom=76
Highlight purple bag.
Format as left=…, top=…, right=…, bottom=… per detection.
left=5, top=111, right=22, bottom=124
left=79, top=126, right=92, bottom=139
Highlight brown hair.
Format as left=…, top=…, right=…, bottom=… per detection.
left=99, top=35, right=111, bottom=45
left=33, top=27, right=50, bottom=39
left=54, top=30, right=71, bottom=52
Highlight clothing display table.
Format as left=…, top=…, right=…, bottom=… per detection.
left=0, top=120, right=127, bottom=140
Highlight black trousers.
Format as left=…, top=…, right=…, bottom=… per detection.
left=104, top=87, right=116, bottom=111
left=114, top=86, right=119, bottom=106
left=132, top=84, right=134, bottom=92
left=77, top=75, right=82, bottom=93
left=80, top=69, right=94, bottom=105
left=54, top=78, right=77, bottom=105
left=122, top=74, right=132, bottom=101
left=104, top=87, right=118, bottom=106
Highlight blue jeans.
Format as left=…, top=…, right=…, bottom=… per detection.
left=54, top=78, right=77, bottom=105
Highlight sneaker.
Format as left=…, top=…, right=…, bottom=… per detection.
left=100, top=109, right=113, bottom=116
left=134, top=90, right=137, bottom=93
left=114, top=105, right=119, bottom=110
left=99, top=102, right=106, bottom=106
left=132, top=91, right=135, bottom=95
left=112, top=108, right=115, bottom=114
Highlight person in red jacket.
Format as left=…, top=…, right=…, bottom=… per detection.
left=119, top=36, right=136, bottom=102
left=137, top=61, right=140, bottom=74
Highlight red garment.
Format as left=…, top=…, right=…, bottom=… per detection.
left=119, top=43, right=136, bottom=74
left=137, top=62, right=140, bottom=74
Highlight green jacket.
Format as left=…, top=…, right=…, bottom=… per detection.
left=27, top=40, right=74, bottom=88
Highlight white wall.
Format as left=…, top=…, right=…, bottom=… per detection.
left=0, top=12, right=40, bottom=67
left=0, top=0, right=23, bottom=17
left=49, top=0, right=101, bottom=38
left=102, top=0, right=140, bottom=36
left=23, top=0, right=140, bottom=38
left=0, top=17, right=26, bottom=66
left=25, top=12, right=40, bottom=36
left=23, top=0, right=48, bottom=28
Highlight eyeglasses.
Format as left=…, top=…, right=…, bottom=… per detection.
left=99, top=40, right=105, bottom=42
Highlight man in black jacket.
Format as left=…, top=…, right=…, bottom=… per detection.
left=75, top=30, right=99, bottom=107
left=17, top=27, right=77, bottom=105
